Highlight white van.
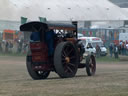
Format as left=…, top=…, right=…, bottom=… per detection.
left=119, top=33, right=128, bottom=42
left=78, top=37, right=107, bottom=56
left=78, top=33, right=84, bottom=38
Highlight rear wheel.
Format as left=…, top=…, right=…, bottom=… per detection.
left=86, top=55, right=96, bottom=76
left=54, top=42, right=78, bottom=78
left=26, top=56, right=50, bottom=80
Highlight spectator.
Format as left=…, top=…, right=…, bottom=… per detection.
left=118, top=44, right=121, bottom=55
left=96, top=44, right=101, bottom=58
left=109, top=43, right=113, bottom=57
left=18, top=39, right=23, bottom=53
left=5, top=41, right=9, bottom=53
left=23, top=41, right=28, bottom=53
left=0, top=41, right=2, bottom=52
left=122, top=42, right=125, bottom=55
left=126, top=43, right=128, bottom=55
left=113, top=44, right=119, bottom=59
left=124, top=43, right=127, bottom=55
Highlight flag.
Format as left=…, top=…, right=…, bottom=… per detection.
left=90, top=31, right=92, bottom=36
left=93, top=32, right=96, bottom=36
left=39, top=17, right=47, bottom=23
left=82, top=31, right=86, bottom=35
left=21, top=17, right=27, bottom=25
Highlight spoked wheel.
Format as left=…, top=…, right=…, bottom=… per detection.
left=26, top=56, right=50, bottom=80
left=86, top=55, right=96, bottom=76
left=54, top=42, right=78, bottom=78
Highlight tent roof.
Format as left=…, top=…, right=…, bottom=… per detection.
left=0, top=0, right=128, bottom=21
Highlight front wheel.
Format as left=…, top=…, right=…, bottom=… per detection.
left=26, top=56, right=50, bottom=80
left=86, top=55, right=96, bottom=76
left=54, top=42, right=79, bottom=78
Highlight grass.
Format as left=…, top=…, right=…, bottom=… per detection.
left=0, top=52, right=26, bottom=57
left=0, top=52, right=121, bottom=62
left=96, top=56, right=120, bottom=62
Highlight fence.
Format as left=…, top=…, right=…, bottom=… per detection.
left=78, top=28, right=125, bottom=47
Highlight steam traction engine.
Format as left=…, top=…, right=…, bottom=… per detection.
left=20, top=21, right=96, bottom=80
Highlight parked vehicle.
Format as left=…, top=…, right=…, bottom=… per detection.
left=20, top=21, right=96, bottom=80
left=119, top=33, right=128, bottom=42
left=78, top=33, right=84, bottom=38
left=78, top=36, right=107, bottom=56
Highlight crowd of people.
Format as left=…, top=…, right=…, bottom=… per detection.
left=0, top=39, right=29, bottom=54
left=109, top=41, right=128, bottom=58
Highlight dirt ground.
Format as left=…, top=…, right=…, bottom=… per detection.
left=0, top=56, right=128, bottom=96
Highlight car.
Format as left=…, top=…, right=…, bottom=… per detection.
left=79, top=37, right=107, bottom=56
left=78, top=33, right=84, bottom=38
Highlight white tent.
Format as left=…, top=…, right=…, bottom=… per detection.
left=0, top=0, right=128, bottom=21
